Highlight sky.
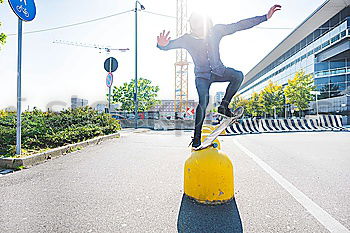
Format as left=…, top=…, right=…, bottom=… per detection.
left=0, top=0, right=326, bottom=111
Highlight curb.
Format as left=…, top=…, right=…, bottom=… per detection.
left=0, top=132, right=120, bottom=169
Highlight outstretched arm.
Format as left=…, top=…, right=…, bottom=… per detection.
left=156, top=30, right=187, bottom=51
left=215, top=4, right=281, bottom=37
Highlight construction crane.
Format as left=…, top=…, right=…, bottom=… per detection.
left=53, top=40, right=130, bottom=54
left=174, top=0, right=189, bottom=117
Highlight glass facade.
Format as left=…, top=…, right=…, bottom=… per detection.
left=314, top=59, right=350, bottom=99
left=239, top=6, right=350, bottom=101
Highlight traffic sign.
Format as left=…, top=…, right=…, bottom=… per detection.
left=106, top=72, right=113, bottom=88
left=8, top=0, right=37, bottom=21
left=104, top=57, right=118, bottom=73
left=186, top=107, right=195, bottom=116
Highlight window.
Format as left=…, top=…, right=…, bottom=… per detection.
left=306, top=33, right=314, bottom=46
left=315, top=62, right=329, bottom=72
left=331, top=75, right=346, bottom=83
left=331, top=34, right=340, bottom=43
left=336, top=83, right=346, bottom=91
left=330, top=59, right=346, bottom=69
left=322, top=40, right=330, bottom=48
left=300, top=38, right=307, bottom=49
left=341, top=30, right=346, bottom=38
left=315, top=77, right=330, bottom=85
left=329, top=13, right=340, bottom=28
left=316, top=84, right=328, bottom=91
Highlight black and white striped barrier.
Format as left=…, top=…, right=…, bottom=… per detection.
left=259, top=119, right=282, bottom=132
left=305, top=119, right=323, bottom=131
left=240, top=119, right=260, bottom=134
left=224, top=115, right=347, bottom=135
left=318, top=115, right=346, bottom=131
left=226, top=118, right=261, bottom=135
left=226, top=122, right=244, bottom=135
left=244, top=118, right=260, bottom=133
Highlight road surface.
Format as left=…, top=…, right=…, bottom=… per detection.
left=1, top=129, right=349, bottom=232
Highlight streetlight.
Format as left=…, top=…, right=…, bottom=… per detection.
left=134, top=0, right=145, bottom=129
left=311, top=91, right=321, bottom=117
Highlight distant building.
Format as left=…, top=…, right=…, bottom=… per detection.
left=95, top=103, right=121, bottom=113
left=71, top=96, right=88, bottom=109
left=214, top=92, right=225, bottom=107
left=151, top=100, right=198, bottom=119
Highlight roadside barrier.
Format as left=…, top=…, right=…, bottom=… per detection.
left=242, top=118, right=260, bottom=133
left=305, top=119, right=323, bottom=131
left=318, top=115, right=346, bottom=131
left=259, top=119, right=281, bottom=132
left=226, top=122, right=244, bottom=135
left=222, top=115, right=347, bottom=136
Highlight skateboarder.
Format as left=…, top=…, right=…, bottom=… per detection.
left=157, top=5, right=281, bottom=148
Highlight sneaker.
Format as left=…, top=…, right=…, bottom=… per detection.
left=218, top=105, right=244, bottom=118
left=218, top=105, right=235, bottom=118
left=188, top=137, right=201, bottom=148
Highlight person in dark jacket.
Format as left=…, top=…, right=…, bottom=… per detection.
left=157, top=5, right=281, bottom=148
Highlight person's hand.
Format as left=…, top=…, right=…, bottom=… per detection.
left=267, top=4, right=281, bottom=20
left=157, top=30, right=171, bottom=47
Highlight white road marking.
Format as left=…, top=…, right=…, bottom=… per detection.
left=232, top=139, right=350, bottom=233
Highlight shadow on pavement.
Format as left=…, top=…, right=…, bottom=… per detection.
left=177, top=194, right=243, bottom=233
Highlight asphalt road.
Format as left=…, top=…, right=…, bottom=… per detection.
left=1, top=129, right=349, bottom=233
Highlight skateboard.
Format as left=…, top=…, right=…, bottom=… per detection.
left=193, top=106, right=244, bottom=151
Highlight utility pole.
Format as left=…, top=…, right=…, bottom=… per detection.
left=134, top=1, right=145, bottom=128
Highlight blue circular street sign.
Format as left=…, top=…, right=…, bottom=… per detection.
left=8, top=0, right=36, bottom=21
left=104, top=57, right=118, bottom=73
left=106, top=73, right=113, bottom=88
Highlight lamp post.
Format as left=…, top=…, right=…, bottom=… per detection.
left=134, top=1, right=145, bottom=129
left=311, top=91, right=321, bottom=117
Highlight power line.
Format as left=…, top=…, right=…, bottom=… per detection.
left=5, top=9, right=297, bottom=37
left=143, top=10, right=176, bottom=19
left=144, top=11, right=294, bottom=30
left=7, top=9, right=133, bottom=36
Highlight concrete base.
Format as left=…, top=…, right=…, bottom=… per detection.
left=0, top=133, right=120, bottom=169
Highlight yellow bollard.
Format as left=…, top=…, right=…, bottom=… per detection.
left=203, top=125, right=216, bottom=131
left=201, top=134, right=221, bottom=150
left=201, top=127, right=213, bottom=134
left=184, top=146, right=234, bottom=204
left=219, top=128, right=227, bottom=136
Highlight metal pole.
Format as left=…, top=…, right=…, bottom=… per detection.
left=108, top=58, right=112, bottom=113
left=16, top=19, right=23, bottom=155
left=316, top=94, right=319, bottom=117
left=134, top=1, right=138, bottom=129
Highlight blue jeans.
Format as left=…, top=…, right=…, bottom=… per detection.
left=194, top=67, right=244, bottom=138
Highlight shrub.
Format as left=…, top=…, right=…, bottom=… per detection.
left=0, top=107, right=121, bottom=157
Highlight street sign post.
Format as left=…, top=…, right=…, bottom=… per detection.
left=106, top=73, right=113, bottom=112
left=106, top=72, right=113, bottom=88
left=8, top=0, right=36, bottom=155
left=104, top=57, right=118, bottom=73
left=8, top=0, right=37, bottom=21
left=104, top=57, right=118, bottom=113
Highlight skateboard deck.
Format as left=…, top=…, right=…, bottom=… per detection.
left=193, top=107, right=244, bottom=151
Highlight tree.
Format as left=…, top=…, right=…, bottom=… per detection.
left=246, top=92, right=262, bottom=117
left=259, top=81, right=284, bottom=117
left=229, top=95, right=247, bottom=109
left=0, top=0, right=6, bottom=49
left=284, top=71, right=315, bottom=115
left=110, top=77, right=160, bottom=112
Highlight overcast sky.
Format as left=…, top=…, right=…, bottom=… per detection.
left=0, top=0, right=325, bottom=111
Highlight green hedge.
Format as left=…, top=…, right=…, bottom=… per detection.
left=0, top=107, right=121, bottom=157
